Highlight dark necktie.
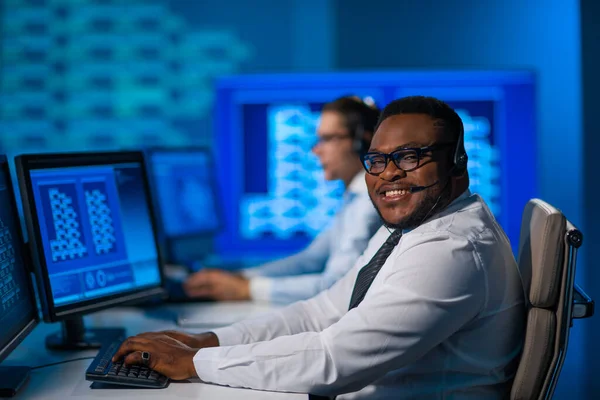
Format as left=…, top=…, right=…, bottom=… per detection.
left=309, top=231, right=402, bottom=400
left=348, top=229, right=403, bottom=310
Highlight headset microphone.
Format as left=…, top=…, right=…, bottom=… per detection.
left=409, top=158, right=463, bottom=194
left=408, top=180, right=440, bottom=194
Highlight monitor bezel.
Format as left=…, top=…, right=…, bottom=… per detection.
left=144, top=146, right=224, bottom=240
left=0, top=155, right=38, bottom=363
left=15, top=151, right=166, bottom=323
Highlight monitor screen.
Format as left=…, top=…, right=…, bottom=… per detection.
left=0, top=157, right=37, bottom=363
left=18, top=153, right=163, bottom=314
left=239, top=102, right=345, bottom=242
left=213, top=87, right=387, bottom=257
left=147, top=149, right=221, bottom=238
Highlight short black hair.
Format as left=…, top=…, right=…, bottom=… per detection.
left=322, top=96, right=381, bottom=136
left=376, top=96, right=463, bottom=142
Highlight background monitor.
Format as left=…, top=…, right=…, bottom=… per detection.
left=213, top=71, right=536, bottom=258
left=145, top=147, right=221, bottom=263
left=16, top=151, right=165, bottom=350
left=0, top=155, right=38, bottom=397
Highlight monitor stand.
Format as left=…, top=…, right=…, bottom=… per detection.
left=46, top=316, right=125, bottom=351
left=0, top=366, right=30, bottom=397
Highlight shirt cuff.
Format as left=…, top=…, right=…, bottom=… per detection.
left=193, top=347, right=223, bottom=384
left=210, top=325, right=245, bottom=347
left=239, top=267, right=260, bottom=279
left=249, top=276, right=273, bottom=303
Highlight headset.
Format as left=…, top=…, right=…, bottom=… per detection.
left=452, top=122, right=468, bottom=176
left=352, top=123, right=369, bottom=155
left=347, top=96, right=379, bottom=156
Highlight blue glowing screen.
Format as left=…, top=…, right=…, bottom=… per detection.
left=240, top=102, right=345, bottom=241
left=214, top=72, right=536, bottom=256
left=148, top=150, right=220, bottom=237
left=28, top=163, right=161, bottom=307
left=0, top=161, right=36, bottom=358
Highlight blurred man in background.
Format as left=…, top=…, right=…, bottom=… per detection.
left=183, top=96, right=382, bottom=304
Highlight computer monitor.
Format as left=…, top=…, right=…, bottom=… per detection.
left=0, top=155, right=38, bottom=397
left=214, top=71, right=536, bottom=257
left=16, top=151, right=165, bottom=350
left=145, top=147, right=221, bottom=262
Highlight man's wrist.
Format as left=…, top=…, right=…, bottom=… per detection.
left=248, top=276, right=273, bottom=303
left=241, top=277, right=251, bottom=300
left=205, top=332, right=220, bottom=347
left=192, top=331, right=220, bottom=349
left=186, top=349, right=200, bottom=378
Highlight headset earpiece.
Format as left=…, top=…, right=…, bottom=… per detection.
left=338, top=95, right=379, bottom=155
left=452, top=124, right=468, bottom=176
left=352, top=124, right=367, bottom=154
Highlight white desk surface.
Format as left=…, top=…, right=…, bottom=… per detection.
left=2, top=302, right=308, bottom=400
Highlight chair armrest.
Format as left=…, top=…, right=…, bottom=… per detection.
left=573, top=283, right=594, bottom=319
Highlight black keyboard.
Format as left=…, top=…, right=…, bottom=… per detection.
left=85, top=338, right=170, bottom=389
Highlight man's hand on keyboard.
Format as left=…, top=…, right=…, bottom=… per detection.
left=112, top=333, right=199, bottom=380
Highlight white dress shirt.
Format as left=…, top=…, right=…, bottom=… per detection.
left=195, top=191, right=526, bottom=399
left=242, top=172, right=381, bottom=304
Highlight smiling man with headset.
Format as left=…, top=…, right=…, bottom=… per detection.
left=114, top=96, right=526, bottom=399
left=183, top=96, right=382, bottom=304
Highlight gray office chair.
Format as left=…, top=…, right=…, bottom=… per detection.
left=510, top=199, right=594, bottom=400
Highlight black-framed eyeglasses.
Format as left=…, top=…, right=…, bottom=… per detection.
left=360, top=143, right=455, bottom=176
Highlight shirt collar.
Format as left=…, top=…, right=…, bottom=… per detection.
left=418, top=188, right=473, bottom=227
left=450, top=188, right=472, bottom=206
left=347, top=171, right=367, bottom=196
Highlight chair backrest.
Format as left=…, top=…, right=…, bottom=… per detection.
left=510, top=199, right=583, bottom=400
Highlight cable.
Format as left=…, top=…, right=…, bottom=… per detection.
left=31, top=356, right=95, bottom=370
left=417, top=177, right=452, bottom=227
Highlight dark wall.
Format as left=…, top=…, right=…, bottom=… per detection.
left=581, top=0, right=600, bottom=396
